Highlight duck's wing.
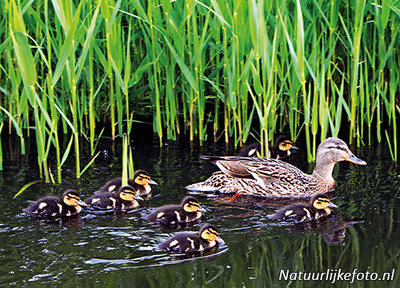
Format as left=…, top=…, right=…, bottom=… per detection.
left=237, top=158, right=311, bottom=188
left=201, top=156, right=258, bottom=178
left=201, top=156, right=313, bottom=194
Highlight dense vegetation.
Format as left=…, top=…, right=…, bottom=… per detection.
left=0, top=0, right=399, bottom=182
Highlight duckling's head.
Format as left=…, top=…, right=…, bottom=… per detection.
left=311, top=193, right=338, bottom=210
left=133, top=170, right=158, bottom=187
left=118, top=186, right=143, bottom=202
left=316, top=137, right=367, bottom=166
left=181, top=196, right=201, bottom=213
left=200, top=224, right=224, bottom=243
left=62, top=190, right=87, bottom=207
left=275, top=135, right=298, bottom=152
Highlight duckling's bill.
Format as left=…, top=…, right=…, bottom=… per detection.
left=149, top=179, right=158, bottom=185
left=216, top=236, right=225, bottom=244
left=78, top=200, right=88, bottom=207
left=135, top=195, right=144, bottom=201
left=328, top=202, right=338, bottom=208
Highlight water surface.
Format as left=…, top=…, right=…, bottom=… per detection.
left=1, top=135, right=399, bottom=287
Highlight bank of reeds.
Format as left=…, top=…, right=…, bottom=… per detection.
left=0, top=0, right=399, bottom=180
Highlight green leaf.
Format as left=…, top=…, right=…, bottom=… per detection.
left=52, top=0, right=83, bottom=86
left=13, top=180, right=42, bottom=198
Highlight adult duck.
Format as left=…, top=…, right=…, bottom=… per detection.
left=185, top=137, right=366, bottom=198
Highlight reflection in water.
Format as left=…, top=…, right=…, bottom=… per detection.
left=146, top=218, right=203, bottom=231
left=1, top=137, right=399, bottom=286
left=23, top=213, right=85, bottom=228
left=280, top=214, right=365, bottom=246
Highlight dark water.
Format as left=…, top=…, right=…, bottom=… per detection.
left=1, top=134, right=400, bottom=287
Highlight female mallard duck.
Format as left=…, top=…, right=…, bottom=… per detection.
left=238, top=135, right=298, bottom=160
left=85, top=186, right=143, bottom=212
left=146, top=196, right=203, bottom=225
left=98, top=170, right=158, bottom=197
left=268, top=193, right=338, bottom=222
left=185, top=137, right=366, bottom=197
left=24, top=190, right=87, bottom=217
left=158, top=223, right=224, bottom=253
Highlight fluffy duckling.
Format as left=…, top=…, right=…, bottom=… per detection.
left=268, top=193, right=338, bottom=222
left=238, top=135, right=298, bottom=160
left=24, top=190, right=86, bottom=217
left=146, top=196, right=203, bottom=225
left=99, top=170, right=158, bottom=197
left=85, top=186, right=143, bottom=212
left=158, top=224, right=224, bottom=253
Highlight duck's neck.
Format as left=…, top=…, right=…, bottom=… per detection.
left=312, top=158, right=337, bottom=186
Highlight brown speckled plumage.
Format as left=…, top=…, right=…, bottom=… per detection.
left=186, top=138, right=366, bottom=198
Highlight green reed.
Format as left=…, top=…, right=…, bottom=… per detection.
left=0, top=0, right=399, bottom=182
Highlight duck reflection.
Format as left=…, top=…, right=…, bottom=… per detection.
left=208, top=192, right=363, bottom=245
left=27, top=214, right=84, bottom=228
left=207, top=190, right=336, bottom=209
left=152, top=219, right=203, bottom=231
left=280, top=214, right=364, bottom=245
left=168, top=245, right=225, bottom=262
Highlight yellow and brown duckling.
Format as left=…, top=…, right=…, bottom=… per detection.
left=158, top=223, right=224, bottom=253
left=238, top=135, right=298, bottom=160
left=24, top=190, right=87, bottom=217
left=85, top=185, right=143, bottom=212
left=268, top=193, right=338, bottom=222
left=99, top=170, right=158, bottom=197
left=146, top=196, right=203, bottom=225
left=186, top=137, right=367, bottom=198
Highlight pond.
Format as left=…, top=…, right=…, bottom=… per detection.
left=1, top=132, right=399, bottom=287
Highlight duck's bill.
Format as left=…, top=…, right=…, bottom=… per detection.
left=216, top=236, right=225, bottom=244
left=198, top=208, right=206, bottom=213
left=290, top=145, right=299, bottom=150
left=134, top=195, right=144, bottom=201
left=149, top=179, right=158, bottom=185
left=345, top=153, right=367, bottom=165
left=78, top=200, right=88, bottom=207
left=328, top=202, right=338, bottom=208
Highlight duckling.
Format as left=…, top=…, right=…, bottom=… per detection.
left=238, top=135, right=298, bottom=160
left=158, top=223, right=224, bottom=253
left=24, top=190, right=87, bottom=217
left=146, top=196, right=203, bottom=225
left=268, top=193, right=338, bottom=222
left=99, top=170, right=158, bottom=197
left=85, top=186, right=143, bottom=212
left=186, top=137, right=366, bottom=197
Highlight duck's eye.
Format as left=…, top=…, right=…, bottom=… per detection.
left=336, top=145, right=341, bottom=150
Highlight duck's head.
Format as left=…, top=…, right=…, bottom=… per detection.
left=134, top=170, right=158, bottom=187
left=62, top=190, right=87, bottom=207
left=275, top=135, right=298, bottom=153
left=316, top=137, right=367, bottom=166
left=311, top=193, right=338, bottom=210
left=181, top=196, right=201, bottom=213
left=200, top=224, right=224, bottom=243
left=118, top=186, right=143, bottom=202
